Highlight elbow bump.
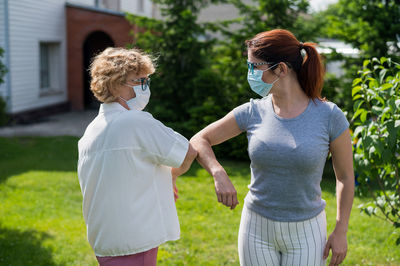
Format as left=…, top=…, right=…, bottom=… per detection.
left=188, top=146, right=198, bottom=159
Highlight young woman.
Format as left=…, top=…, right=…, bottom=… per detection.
left=191, top=29, right=354, bottom=266
left=77, top=47, right=197, bottom=266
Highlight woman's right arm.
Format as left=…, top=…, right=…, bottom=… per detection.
left=190, top=111, right=243, bottom=209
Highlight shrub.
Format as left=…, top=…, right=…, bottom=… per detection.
left=0, top=47, right=8, bottom=126
left=352, top=57, right=400, bottom=245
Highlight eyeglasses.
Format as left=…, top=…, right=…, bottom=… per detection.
left=247, top=60, right=275, bottom=74
left=246, top=61, right=293, bottom=74
left=128, top=77, right=151, bottom=91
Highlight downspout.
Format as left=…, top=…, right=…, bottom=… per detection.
left=3, top=0, right=11, bottom=113
left=95, top=0, right=100, bottom=8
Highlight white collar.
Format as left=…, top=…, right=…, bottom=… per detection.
left=99, top=102, right=127, bottom=114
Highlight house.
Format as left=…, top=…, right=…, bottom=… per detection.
left=0, top=0, right=154, bottom=122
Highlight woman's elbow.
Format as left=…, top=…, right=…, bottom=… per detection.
left=187, top=143, right=198, bottom=161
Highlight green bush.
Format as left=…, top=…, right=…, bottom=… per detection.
left=0, top=47, right=8, bottom=126
left=0, top=96, right=8, bottom=126
left=352, top=57, right=400, bottom=245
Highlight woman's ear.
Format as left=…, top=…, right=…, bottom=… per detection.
left=276, top=62, right=288, bottom=77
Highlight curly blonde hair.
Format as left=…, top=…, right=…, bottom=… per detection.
left=89, top=47, right=155, bottom=103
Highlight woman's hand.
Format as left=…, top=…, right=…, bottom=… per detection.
left=190, top=111, right=242, bottom=210
left=323, top=230, right=347, bottom=266
left=213, top=168, right=239, bottom=210
left=172, top=174, right=179, bottom=201
left=171, top=143, right=198, bottom=202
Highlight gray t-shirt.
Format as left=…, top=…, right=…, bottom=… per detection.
left=233, top=95, right=349, bottom=222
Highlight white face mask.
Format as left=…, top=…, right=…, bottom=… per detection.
left=120, top=84, right=151, bottom=111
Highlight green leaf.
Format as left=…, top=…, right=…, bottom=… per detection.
left=352, top=85, right=362, bottom=97
left=360, top=110, right=368, bottom=123
left=363, top=59, right=371, bottom=68
left=380, top=57, right=387, bottom=65
left=371, top=106, right=382, bottom=114
left=379, top=69, right=387, bottom=84
left=387, top=121, right=398, bottom=147
left=382, top=149, right=392, bottom=162
left=353, top=126, right=363, bottom=138
left=353, top=100, right=365, bottom=112
left=353, top=108, right=365, bottom=120
left=352, top=78, right=362, bottom=86
left=372, top=58, right=380, bottom=64
left=380, top=83, right=392, bottom=91
left=395, top=99, right=400, bottom=109
left=369, top=146, right=376, bottom=157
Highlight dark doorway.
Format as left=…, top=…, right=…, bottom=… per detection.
left=83, top=31, right=114, bottom=109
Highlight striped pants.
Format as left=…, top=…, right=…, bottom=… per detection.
left=238, top=205, right=327, bottom=266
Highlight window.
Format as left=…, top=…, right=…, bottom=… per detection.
left=40, top=44, right=50, bottom=89
left=39, top=42, right=61, bottom=92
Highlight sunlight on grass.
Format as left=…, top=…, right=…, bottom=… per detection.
left=0, top=137, right=399, bottom=265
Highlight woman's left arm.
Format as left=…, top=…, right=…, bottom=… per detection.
left=323, top=129, right=355, bottom=266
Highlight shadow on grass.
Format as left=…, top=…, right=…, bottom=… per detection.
left=0, top=136, right=352, bottom=197
left=0, top=226, right=58, bottom=266
left=184, top=157, right=338, bottom=195
left=0, top=137, right=79, bottom=184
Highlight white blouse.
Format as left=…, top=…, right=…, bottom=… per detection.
left=77, top=102, right=189, bottom=257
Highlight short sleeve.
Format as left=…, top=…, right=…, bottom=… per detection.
left=329, top=105, right=349, bottom=142
left=233, top=101, right=253, bottom=131
left=131, top=113, right=189, bottom=168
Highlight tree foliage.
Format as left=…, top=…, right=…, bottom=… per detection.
left=126, top=0, right=231, bottom=140
left=321, top=0, right=400, bottom=59
left=206, top=0, right=321, bottom=158
left=124, top=0, right=330, bottom=159
left=352, top=57, right=400, bottom=244
left=0, top=48, right=7, bottom=85
left=212, top=0, right=318, bottom=104
left=313, top=0, right=400, bottom=118
left=0, top=47, right=8, bottom=126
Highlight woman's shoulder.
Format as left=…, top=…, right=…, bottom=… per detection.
left=312, top=98, right=341, bottom=113
left=116, top=110, right=161, bottom=129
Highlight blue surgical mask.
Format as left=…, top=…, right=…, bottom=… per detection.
left=247, top=63, right=279, bottom=97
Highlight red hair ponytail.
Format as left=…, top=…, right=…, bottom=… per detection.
left=246, top=29, right=324, bottom=99
left=299, top=43, right=324, bottom=99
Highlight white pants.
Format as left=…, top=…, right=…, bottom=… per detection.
left=238, top=205, right=327, bottom=266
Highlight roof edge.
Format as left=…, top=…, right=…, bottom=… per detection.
left=65, top=2, right=125, bottom=17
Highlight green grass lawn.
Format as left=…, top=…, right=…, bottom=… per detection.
left=0, top=137, right=399, bottom=265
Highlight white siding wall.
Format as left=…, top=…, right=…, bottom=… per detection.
left=120, top=0, right=152, bottom=17
left=6, top=0, right=154, bottom=114
left=8, top=0, right=67, bottom=113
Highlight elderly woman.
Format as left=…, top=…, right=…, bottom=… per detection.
left=77, top=47, right=197, bottom=266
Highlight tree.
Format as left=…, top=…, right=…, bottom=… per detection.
left=321, top=0, right=400, bottom=59
left=212, top=0, right=318, bottom=105
left=314, top=0, right=400, bottom=116
left=0, top=47, right=6, bottom=85
left=0, top=47, right=8, bottom=126
left=206, top=0, right=321, bottom=158
left=125, top=0, right=231, bottom=139
left=352, top=57, right=400, bottom=245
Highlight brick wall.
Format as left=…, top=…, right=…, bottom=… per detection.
left=66, top=6, right=135, bottom=110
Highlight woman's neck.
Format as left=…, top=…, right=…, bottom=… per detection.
left=270, top=79, right=310, bottom=118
